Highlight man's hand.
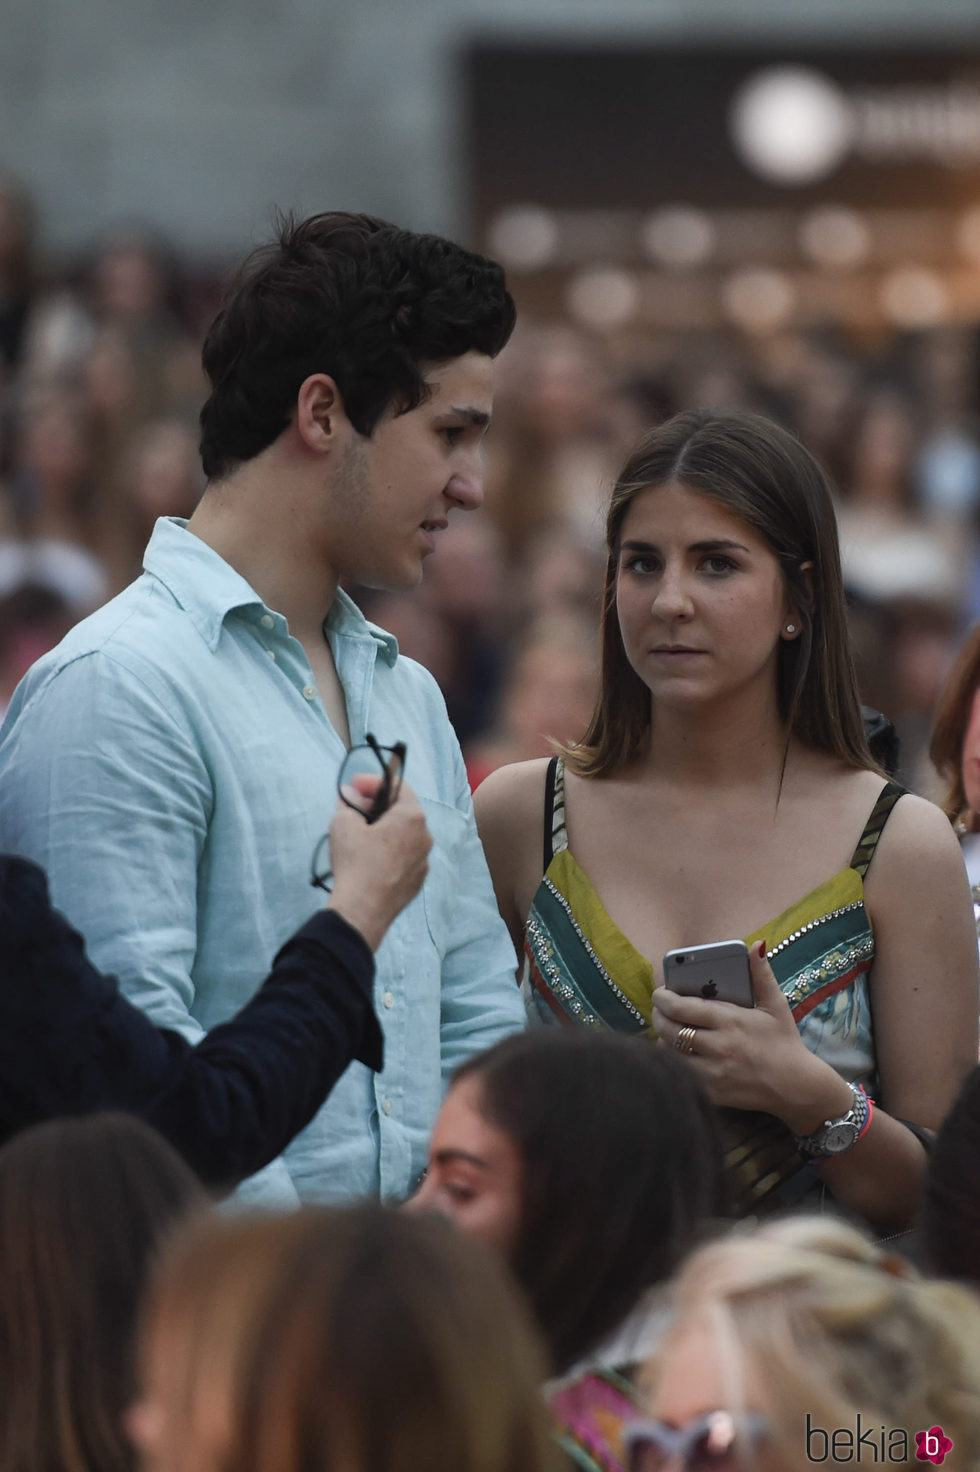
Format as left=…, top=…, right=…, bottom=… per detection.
left=326, top=776, right=432, bottom=951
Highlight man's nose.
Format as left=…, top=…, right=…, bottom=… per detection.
left=445, top=449, right=485, bottom=511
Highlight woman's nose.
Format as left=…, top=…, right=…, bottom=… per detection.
left=651, top=569, right=694, bottom=620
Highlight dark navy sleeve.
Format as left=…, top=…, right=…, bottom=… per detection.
left=0, top=855, right=382, bottom=1188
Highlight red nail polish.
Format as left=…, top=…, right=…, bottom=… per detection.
left=760, top=940, right=767, bottom=959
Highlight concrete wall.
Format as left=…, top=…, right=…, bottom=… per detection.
left=4, top=0, right=980, bottom=260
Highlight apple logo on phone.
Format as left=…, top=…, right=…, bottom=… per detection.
left=701, top=979, right=718, bottom=998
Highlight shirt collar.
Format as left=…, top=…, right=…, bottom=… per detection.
left=326, top=586, right=399, bottom=667
left=143, top=517, right=399, bottom=666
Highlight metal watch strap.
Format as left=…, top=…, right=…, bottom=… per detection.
left=793, top=1082, right=870, bottom=1160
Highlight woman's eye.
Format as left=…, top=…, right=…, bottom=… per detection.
left=703, top=555, right=735, bottom=574
left=442, top=427, right=464, bottom=447
left=445, top=1183, right=477, bottom=1205
left=624, top=556, right=659, bottom=575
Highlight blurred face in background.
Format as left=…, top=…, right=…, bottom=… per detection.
left=504, top=637, right=598, bottom=755
left=126, top=418, right=203, bottom=522
left=850, top=393, right=916, bottom=507
left=17, top=396, right=93, bottom=501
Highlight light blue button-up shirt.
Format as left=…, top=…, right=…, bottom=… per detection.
left=0, top=518, right=524, bottom=1205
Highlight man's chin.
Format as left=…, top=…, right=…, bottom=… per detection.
left=356, top=563, right=425, bottom=594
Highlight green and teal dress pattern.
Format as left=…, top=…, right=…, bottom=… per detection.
left=522, top=760, right=905, bottom=1215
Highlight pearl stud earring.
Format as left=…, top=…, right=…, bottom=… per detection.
left=784, top=623, right=797, bottom=635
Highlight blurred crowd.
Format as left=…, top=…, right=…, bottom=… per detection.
left=3, top=167, right=979, bottom=793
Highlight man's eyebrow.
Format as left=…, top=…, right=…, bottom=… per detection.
left=441, top=406, right=491, bottom=429
left=619, top=537, right=751, bottom=554
left=432, top=1148, right=489, bottom=1170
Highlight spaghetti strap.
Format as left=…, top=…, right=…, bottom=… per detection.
left=542, top=756, right=559, bottom=869
left=849, top=780, right=908, bottom=878
left=541, top=757, right=569, bottom=869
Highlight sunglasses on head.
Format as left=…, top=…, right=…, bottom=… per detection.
left=623, top=1410, right=769, bottom=1471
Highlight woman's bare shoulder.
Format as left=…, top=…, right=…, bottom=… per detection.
left=473, top=758, right=557, bottom=942
left=869, top=787, right=965, bottom=880
left=792, top=759, right=959, bottom=883
left=473, top=757, right=554, bottom=837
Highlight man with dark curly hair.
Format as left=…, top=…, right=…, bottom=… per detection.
left=0, top=212, right=524, bottom=1207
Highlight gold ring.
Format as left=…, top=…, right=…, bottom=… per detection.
left=674, top=1025, right=698, bottom=1056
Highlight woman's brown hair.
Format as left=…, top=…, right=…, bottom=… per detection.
left=562, top=408, right=875, bottom=778
left=0, top=1113, right=204, bottom=1472
left=452, top=1029, right=730, bottom=1375
left=929, top=623, right=980, bottom=827
left=138, top=1205, right=559, bottom=1472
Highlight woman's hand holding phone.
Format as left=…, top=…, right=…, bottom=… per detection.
left=652, top=941, right=844, bottom=1125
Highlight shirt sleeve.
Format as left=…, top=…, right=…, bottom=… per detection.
left=0, top=652, right=310, bottom=1205
left=434, top=742, right=526, bottom=1087
left=0, top=855, right=383, bottom=1189
left=0, top=649, right=211, bottom=1035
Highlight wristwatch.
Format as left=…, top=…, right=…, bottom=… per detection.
left=793, top=1083, right=872, bottom=1160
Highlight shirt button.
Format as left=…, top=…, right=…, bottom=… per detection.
left=383, top=991, right=394, bottom=1009
left=266, top=649, right=276, bottom=661
left=383, top=1097, right=392, bottom=1116
left=260, top=614, right=275, bottom=629
left=302, top=684, right=317, bottom=701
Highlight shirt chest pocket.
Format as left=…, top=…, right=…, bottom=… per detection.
left=418, top=797, right=470, bottom=955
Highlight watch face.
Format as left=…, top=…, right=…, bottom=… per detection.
left=822, top=1121, right=860, bottom=1154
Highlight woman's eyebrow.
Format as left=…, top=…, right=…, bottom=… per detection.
left=432, top=1147, right=489, bottom=1170
left=619, top=537, right=751, bottom=553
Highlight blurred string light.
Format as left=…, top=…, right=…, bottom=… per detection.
left=721, top=268, right=795, bottom=331
left=730, top=67, right=853, bottom=186
left=641, top=206, right=715, bottom=268
left=879, top=266, right=948, bottom=327
left=798, top=206, right=871, bottom=269
left=565, top=267, right=639, bottom=329
left=487, top=205, right=559, bottom=270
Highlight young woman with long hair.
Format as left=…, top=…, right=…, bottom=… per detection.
left=475, top=408, right=978, bottom=1233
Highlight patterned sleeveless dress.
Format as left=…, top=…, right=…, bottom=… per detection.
left=522, top=758, right=906, bottom=1215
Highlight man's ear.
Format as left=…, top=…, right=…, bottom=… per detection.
left=295, top=374, right=346, bottom=452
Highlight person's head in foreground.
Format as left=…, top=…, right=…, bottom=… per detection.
left=408, top=1029, right=730, bottom=1374
left=627, top=1215, right=980, bottom=1471
left=131, top=1204, right=560, bottom=1472
left=0, top=1112, right=205, bottom=1472
left=196, top=210, right=516, bottom=592
left=567, top=406, right=874, bottom=778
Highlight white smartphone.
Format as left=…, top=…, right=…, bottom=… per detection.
left=662, top=939, right=755, bottom=1008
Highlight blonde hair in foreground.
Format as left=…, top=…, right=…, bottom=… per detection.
left=136, top=1204, right=559, bottom=1472
left=645, top=1215, right=980, bottom=1471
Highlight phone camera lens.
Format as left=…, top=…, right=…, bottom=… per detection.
left=676, top=954, right=686, bottom=965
